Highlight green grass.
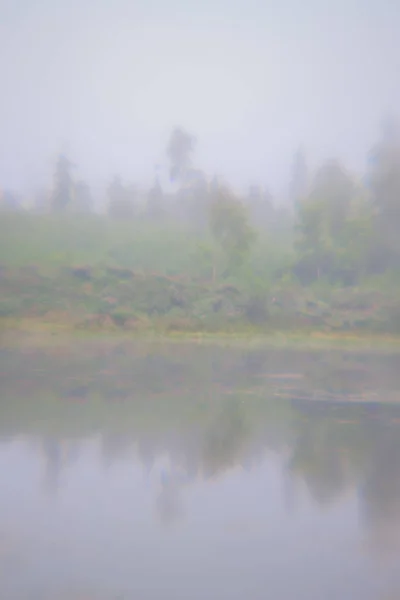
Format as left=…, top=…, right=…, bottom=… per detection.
left=2, top=212, right=400, bottom=339
left=0, top=212, right=288, bottom=280
left=0, top=212, right=205, bottom=273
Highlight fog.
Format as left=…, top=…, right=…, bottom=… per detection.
left=2, top=5, right=400, bottom=595
left=1, top=0, right=399, bottom=200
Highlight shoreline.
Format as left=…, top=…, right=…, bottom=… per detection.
left=2, top=317, right=400, bottom=352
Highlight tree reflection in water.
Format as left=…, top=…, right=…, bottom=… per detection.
left=2, top=341, right=400, bottom=554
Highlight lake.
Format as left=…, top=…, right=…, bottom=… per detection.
left=1, top=338, right=400, bottom=600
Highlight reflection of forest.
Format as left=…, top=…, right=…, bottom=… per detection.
left=32, top=397, right=400, bottom=555
left=2, top=342, right=400, bottom=405
left=40, top=437, right=81, bottom=494
left=2, top=342, right=400, bottom=552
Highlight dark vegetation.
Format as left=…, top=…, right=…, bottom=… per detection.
left=1, top=117, right=400, bottom=335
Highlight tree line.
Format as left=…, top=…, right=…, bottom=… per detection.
left=1, top=116, right=400, bottom=286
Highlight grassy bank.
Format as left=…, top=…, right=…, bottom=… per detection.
left=2, top=321, right=400, bottom=355
left=1, top=213, right=400, bottom=341
left=2, top=263, right=400, bottom=338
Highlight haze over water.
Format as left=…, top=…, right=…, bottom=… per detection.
left=1, top=340, right=400, bottom=599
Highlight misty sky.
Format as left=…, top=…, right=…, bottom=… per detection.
left=1, top=0, right=399, bottom=200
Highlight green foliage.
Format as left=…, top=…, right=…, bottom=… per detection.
left=294, top=159, right=379, bottom=285
left=3, top=119, right=400, bottom=335
left=245, top=185, right=274, bottom=229
left=209, top=184, right=257, bottom=279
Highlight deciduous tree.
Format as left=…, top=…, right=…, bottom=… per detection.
left=209, top=183, right=256, bottom=281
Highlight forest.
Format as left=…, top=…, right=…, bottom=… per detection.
left=1, top=117, right=400, bottom=335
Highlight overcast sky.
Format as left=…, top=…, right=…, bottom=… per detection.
left=1, top=0, right=399, bottom=199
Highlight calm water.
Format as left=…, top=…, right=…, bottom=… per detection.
left=1, top=339, right=400, bottom=600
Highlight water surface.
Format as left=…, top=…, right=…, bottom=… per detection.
left=1, top=340, right=400, bottom=600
